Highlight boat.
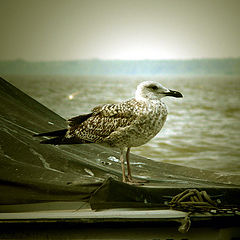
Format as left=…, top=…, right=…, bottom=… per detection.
left=0, top=77, right=239, bottom=239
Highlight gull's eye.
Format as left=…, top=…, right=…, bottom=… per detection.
left=148, top=85, right=158, bottom=90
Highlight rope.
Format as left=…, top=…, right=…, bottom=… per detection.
left=169, top=189, right=240, bottom=233
left=169, top=189, right=218, bottom=212
left=169, top=189, right=218, bottom=233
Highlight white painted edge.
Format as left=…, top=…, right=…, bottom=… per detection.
left=0, top=209, right=187, bottom=220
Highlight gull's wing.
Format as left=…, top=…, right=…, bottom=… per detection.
left=68, top=113, right=93, bottom=127
left=66, top=99, right=140, bottom=143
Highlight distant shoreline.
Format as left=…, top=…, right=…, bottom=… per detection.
left=1, top=58, right=240, bottom=76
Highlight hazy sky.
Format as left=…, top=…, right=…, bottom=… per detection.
left=1, top=0, right=240, bottom=61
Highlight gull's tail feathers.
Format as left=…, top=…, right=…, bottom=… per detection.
left=34, top=129, right=92, bottom=145
left=40, top=136, right=65, bottom=145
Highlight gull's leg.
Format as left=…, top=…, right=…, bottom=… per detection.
left=120, top=148, right=127, bottom=183
left=126, top=147, right=133, bottom=182
left=126, top=147, right=148, bottom=185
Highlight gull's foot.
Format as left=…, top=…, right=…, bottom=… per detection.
left=126, top=181, right=143, bottom=186
left=122, top=178, right=142, bottom=185
left=126, top=177, right=149, bottom=185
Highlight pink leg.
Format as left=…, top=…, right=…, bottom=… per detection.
left=120, top=149, right=127, bottom=183
left=126, top=147, right=148, bottom=185
left=126, top=147, right=132, bottom=181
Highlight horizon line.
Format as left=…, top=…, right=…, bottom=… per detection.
left=1, top=57, right=240, bottom=62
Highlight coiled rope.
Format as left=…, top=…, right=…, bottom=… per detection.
left=169, top=189, right=218, bottom=212
left=169, top=189, right=218, bottom=233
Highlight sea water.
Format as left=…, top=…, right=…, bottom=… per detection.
left=6, top=75, right=240, bottom=174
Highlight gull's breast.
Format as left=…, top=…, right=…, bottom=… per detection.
left=104, top=100, right=168, bottom=148
left=128, top=101, right=168, bottom=147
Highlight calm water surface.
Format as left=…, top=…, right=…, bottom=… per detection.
left=6, top=75, right=240, bottom=174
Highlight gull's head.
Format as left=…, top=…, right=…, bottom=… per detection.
left=135, top=81, right=183, bottom=102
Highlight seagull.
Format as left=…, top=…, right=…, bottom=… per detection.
left=34, top=81, right=183, bottom=184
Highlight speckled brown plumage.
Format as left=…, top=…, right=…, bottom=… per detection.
left=65, top=98, right=167, bottom=148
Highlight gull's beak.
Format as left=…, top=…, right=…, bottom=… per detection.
left=165, top=89, right=183, bottom=98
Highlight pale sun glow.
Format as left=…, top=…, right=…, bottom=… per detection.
left=104, top=45, right=178, bottom=60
